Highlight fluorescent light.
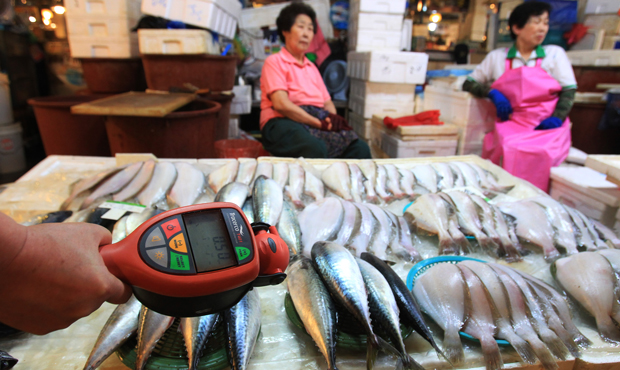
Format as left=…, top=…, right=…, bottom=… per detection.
left=52, top=5, right=65, bottom=14
left=28, top=16, right=36, bottom=22
left=428, top=22, right=437, bottom=31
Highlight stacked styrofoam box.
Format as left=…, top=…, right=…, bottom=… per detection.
left=138, top=29, right=217, bottom=54
left=567, top=50, right=620, bottom=66
left=349, top=110, right=372, bottom=140
left=66, top=0, right=141, bottom=58
left=348, top=0, right=407, bottom=52
left=231, top=85, right=251, bottom=115
left=349, top=79, right=415, bottom=119
left=142, top=0, right=241, bottom=39
left=423, top=84, right=495, bottom=155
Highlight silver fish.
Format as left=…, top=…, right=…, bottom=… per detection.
left=287, top=255, right=338, bottom=370
left=285, top=163, right=305, bottom=208
left=597, top=249, right=620, bottom=324
left=469, top=194, right=521, bottom=262
left=432, top=162, right=455, bottom=191
left=334, top=199, right=361, bottom=250
left=81, top=162, right=143, bottom=210
left=126, top=208, right=160, bottom=235
left=242, top=198, right=254, bottom=224
left=452, top=162, right=482, bottom=190
left=225, top=289, right=261, bottom=370
left=398, top=168, right=417, bottom=198
left=21, top=210, right=73, bottom=226
left=180, top=314, right=219, bottom=370
left=298, top=198, right=343, bottom=256
left=252, top=175, right=283, bottom=226
left=135, top=307, right=175, bottom=370
left=349, top=163, right=365, bottom=203
left=304, top=169, right=325, bottom=203
left=137, top=162, right=178, bottom=208
left=208, top=160, right=239, bottom=194
left=236, top=159, right=257, bottom=185
left=449, top=163, right=466, bottom=188
left=113, top=160, right=156, bottom=202
left=322, top=162, right=353, bottom=201
left=365, top=203, right=393, bottom=259
left=384, top=164, right=405, bottom=199
left=215, top=182, right=250, bottom=208
left=112, top=215, right=129, bottom=244
left=358, top=159, right=379, bottom=202
left=169, top=162, right=205, bottom=207
left=278, top=200, right=301, bottom=255
left=574, top=209, right=609, bottom=250
left=469, top=164, right=514, bottom=193
left=591, top=220, right=620, bottom=248
left=273, top=162, right=289, bottom=190
left=529, top=197, right=578, bottom=255
left=251, top=162, right=273, bottom=188
left=61, top=165, right=127, bottom=210
left=411, top=165, right=438, bottom=193
left=383, top=209, right=414, bottom=262
left=375, top=165, right=393, bottom=202
left=349, top=203, right=378, bottom=256
left=83, top=296, right=141, bottom=370
left=563, top=206, right=598, bottom=251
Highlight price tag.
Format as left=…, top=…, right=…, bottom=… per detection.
left=100, top=201, right=146, bottom=220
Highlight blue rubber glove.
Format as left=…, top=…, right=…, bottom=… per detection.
left=488, top=89, right=513, bottom=122
left=535, top=116, right=563, bottom=130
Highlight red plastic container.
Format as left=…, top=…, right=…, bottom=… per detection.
left=141, top=54, right=237, bottom=92
left=214, top=139, right=263, bottom=158
left=80, top=58, right=146, bottom=93
left=28, top=95, right=111, bottom=156
left=105, top=99, right=221, bottom=158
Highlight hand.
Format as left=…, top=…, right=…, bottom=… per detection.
left=0, top=218, right=132, bottom=334
left=488, top=89, right=513, bottom=122
left=535, top=116, right=563, bottom=130
left=318, top=117, right=332, bottom=131
left=327, top=113, right=352, bottom=131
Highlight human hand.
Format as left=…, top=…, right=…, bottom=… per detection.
left=319, top=117, right=332, bottom=131
left=327, top=113, right=353, bottom=131
left=488, top=89, right=513, bottom=122
left=535, top=116, right=563, bottom=130
left=0, top=219, right=132, bottom=334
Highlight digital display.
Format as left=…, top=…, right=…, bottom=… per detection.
left=183, top=210, right=237, bottom=273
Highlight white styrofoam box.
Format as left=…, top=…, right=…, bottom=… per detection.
left=66, top=15, right=137, bottom=37
left=229, top=115, right=239, bottom=138
left=138, top=29, right=214, bottom=54
left=239, top=0, right=333, bottom=39
left=65, top=0, right=142, bottom=18
left=68, top=34, right=139, bottom=58
left=350, top=12, right=403, bottom=32
left=380, top=132, right=458, bottom=158
left=567, top=50, right=620, bottom=66
left=347, top=51, right=429, bottom=84
left=349, top=0, right=407, bottom=15
left=142, top=0, right=241, bottom=39
left=400, top=18, right=412, bottom=51
left=349, top=29, right=403, bottom=52
left=423, top=84, right=495, bottom=128
left=457, top=123, right=487, bottom=155
left=460, top=142, right=483, bottom=156
left=350, top=79, right=415, bottom=104
left=349, top=94, right=415, bottom=119
left=349, top=110, right=372, bottom=140
left=231, top=85, right=251, bottom=115
left=585, top=0, right=619, bottom=14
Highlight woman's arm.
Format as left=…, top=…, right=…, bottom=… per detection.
left=324, top=100, right=337, bottom=114
left=271, top=90, right=329, bottom=129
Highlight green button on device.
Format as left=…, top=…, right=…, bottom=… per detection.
left=170, top=252, right=190, bottom=271
left=235, top=247, right=251, bottom=261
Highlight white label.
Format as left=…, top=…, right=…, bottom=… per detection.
left=99, top=201, right=147, bottom=213
left=101, top=208, right=128, bottom=221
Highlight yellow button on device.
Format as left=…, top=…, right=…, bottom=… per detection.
left=169, top=234, right=188, bottom=253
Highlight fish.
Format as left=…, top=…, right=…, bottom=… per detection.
left=490, top=264, right=570, bottom=360
left=304, top=169, right=325, bottom=203
left=169, top=162, right=205, bottom=207
left=287, top=255, right=338, bottom=370
left=348, top=203, right=378, bottom=256
left=81, top=162, right=143, bottom=210
left=61, top=165, right=127, bottom=210
left=84, top=206, right=117, bottom=231
left=469, top=163, right=514, bottom=193
left=334, top=200, right=361, bottom=250
left=285, top=163, right=305, bottom=208
left=449, top=163, right=467, bottom=188
left=411, top=165, right=438, bottom=193
left=498, top=201, right=559, bottom=260
left=242, top=198, right=254, bottom=224
left=382, top=209, right=414, bottom=262
left=322, top=162, right=353, bottom=201
left=384, top=164, right=405, bottom=200
left=398, top=168, right=417, bottom=198
left=278, top=200, right=302, bottom=255
left=529, top=197, right=579, bottom=255
left=487, top=203, right=523, bottom=258
left=126, top=208, right=160, bottom=235
left=365, top=203, right=394, bottom=260
left=236, top=159, right=257, bottom=185
left=458, top=261, right=536, bottom=365
left=452, top=162, right=482, bottom=190
left=113, top=160, right=156, bottom=202
left=591, top=220, right=620, bottom=248
left=83, top=295, right=142, bottom=370
left=349, top=163, right=365, bottom=203
left=208, top=160, right=239, bottom=194
left=112, top=215, right=129, bottom=243
left=554, top=252, right=620, bottom=343
left=563, top=206, right=598, bottom=251
left=412, top=263, right=467, bottom=365
left=361, top=253, right=447, bottom=362
left=0, top=350, right=17, bottom=370
left=597, top=249, right=620, bottom=323
left=137, top=162, right=178, bottom=208
left=225, top=289, right=261, bottom=370
left=273, top=163, right=289, bottom=190
left=457, top=265, right=504, bottom=370
left=214, top=182, right=250, bottom=208
left=180, top=314, right=219, bottom=370
left=357, top=259, right=424, bottom=370
left=375, top=165, right=393, bottom=202
left=21, top=210, right=73, bottom=225
left=395, top=215, right=422, bottom=262
left=432, top=163, right=455, bottom=191
left=135, top=307, right=175, bottom=370
left=573, top=209, right=609, bottom=250
left=311, top=242, right=397, bottom=368
left=469, top=194, right=521, bottom=262
left=252, top=175, right=283, bottom=226
left=358, top=159, right=379, bottom=202
left=252, top=162, right=273, bottom=187
left=298, top=198, right=344, bottom=256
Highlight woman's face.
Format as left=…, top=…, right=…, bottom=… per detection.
left=513, top=12, right=549, bottom=47
left=282, top=14, right=314, bottom=55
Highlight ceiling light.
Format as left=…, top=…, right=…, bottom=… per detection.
left=28, top=16, right=36, bottom=22
left=428, top=22, right=437, bottom=31
left=52, top=5, right=65, bottom=14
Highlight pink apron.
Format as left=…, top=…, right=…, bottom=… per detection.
left=481, top=57, right=571, bottom=192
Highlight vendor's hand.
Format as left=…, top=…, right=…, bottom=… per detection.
left=318, top=117, right=332, bottom=131
left=0, top=219, right=132, bottom=334
left=327, top=113, right=353, bottom=131
left=535, top=116, right=563, bottom=130
left=488, top=89, right=513, bottom=122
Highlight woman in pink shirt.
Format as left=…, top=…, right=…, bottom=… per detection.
left=259, top=2, right=371, bottom=159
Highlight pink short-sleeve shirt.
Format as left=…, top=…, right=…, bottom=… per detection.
left=259, top=47, right=331, bottom=129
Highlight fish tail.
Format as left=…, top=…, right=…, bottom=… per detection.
left=524, top=335, right=559, bottom=370
left=540, top=330, right=569, bottom=360
left=504, top=331, right=537, bottom=365
left=443, top=329, right=465, bottom=366
left=479, top=235, right=501, bottom=256
left=597, top=314, right=620, bottom=343
left=551, top=323, right=581, bottom=358
left=438, top=235, right=458, bottom=255
left=479, top=336, right=503, bottom=370
left=398, top=354, right=426, bottom=370
left=366, top=336, right=379, bottom=370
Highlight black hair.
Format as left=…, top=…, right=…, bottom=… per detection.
left=508, top=1, right=551, bottom=40
left=276, top=1, right=318, bottom=43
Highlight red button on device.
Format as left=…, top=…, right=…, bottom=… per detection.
left=161, top=218, right=181, bottom=239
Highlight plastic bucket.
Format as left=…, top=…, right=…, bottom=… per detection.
left=105, top=99, right=221, bottom=158
left=141, top=54, right=237, bottom=92
left=204, top=92, right=234, bottom=141
left=80, top=58, right=147, bottom=94
left=28, top=95, right=111, bottom=156
left=0, top=123, right=26, bottom=174
left=0, top=73, right=13, bottom=125
left=214, top=139, right=262, bottom=159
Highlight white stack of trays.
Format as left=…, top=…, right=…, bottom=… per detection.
left=348, top=0, right=407, bottom=52
left=138, top=29, right=219, bottom=54
left=66, top=0, right=142, bottom=58
left=423, top=83, right=496, bottom=156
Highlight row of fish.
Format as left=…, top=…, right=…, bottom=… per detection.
left=287, top=242, right=446, bottom=370
left=83, top=290, right=261, bottom=370
left=554, top=250, right=620, bottom=344
left=413, top=260, right=592, bottom=370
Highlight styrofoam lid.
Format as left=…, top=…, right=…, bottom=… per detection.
left=551, top=166, right=618, bottom=189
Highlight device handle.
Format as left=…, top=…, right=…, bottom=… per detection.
left=99, top=242, right=129, bottom=283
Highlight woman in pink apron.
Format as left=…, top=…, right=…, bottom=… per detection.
left=463, top=1, right=577, bottom=192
